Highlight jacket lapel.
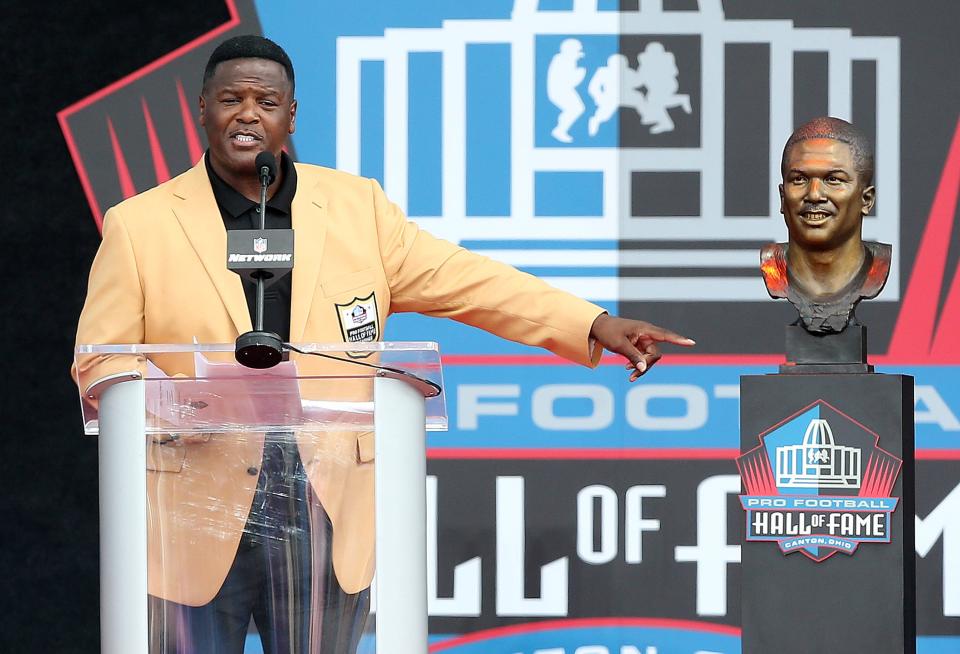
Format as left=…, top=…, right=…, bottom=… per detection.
left=170, top=159, right=252, bottom=337
left=289, top=170, right=327, bottom=343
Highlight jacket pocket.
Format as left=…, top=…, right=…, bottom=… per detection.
left=146, top=442, right=187, bottom=472
left=357, top=431, right=375, bottom=463
left=322, top=268, right=376, bottom=298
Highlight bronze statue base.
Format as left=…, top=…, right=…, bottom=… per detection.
left=780, top=324, right=872, bottom=374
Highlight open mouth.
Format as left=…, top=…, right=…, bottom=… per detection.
left=800, top=211, right=832, bottom=224
left=230, top=132, right=263, bottom=145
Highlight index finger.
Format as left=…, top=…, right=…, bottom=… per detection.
left=639, top=323, right=695, bottom=346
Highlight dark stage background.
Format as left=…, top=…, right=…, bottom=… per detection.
left=4, top=4, right=229, bottom=651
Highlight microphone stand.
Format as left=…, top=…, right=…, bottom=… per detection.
left=254, top=165, right=269, bottom=332
left=234, top=164, right=284, bottom=368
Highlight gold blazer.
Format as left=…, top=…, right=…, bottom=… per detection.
left=74, top=158, right=603, bottom=605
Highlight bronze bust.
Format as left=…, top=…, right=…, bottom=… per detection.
left=762, top=117, right=891, bottom=334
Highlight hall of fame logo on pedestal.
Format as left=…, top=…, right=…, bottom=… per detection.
left=737, top=400, right=902, bottom=562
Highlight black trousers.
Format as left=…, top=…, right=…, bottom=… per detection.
left=149, top=440, right=370, bottom=654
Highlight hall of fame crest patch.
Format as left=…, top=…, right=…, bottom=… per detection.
left=335, top=292, right=379, bottom=343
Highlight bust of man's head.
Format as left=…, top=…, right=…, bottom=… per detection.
left=762, top=117, right=890, bottom=334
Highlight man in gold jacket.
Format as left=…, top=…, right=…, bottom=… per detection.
left=74, top=35, right=693, bottom=654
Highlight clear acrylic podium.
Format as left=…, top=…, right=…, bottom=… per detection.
left=74, top=342, right=447, bottom=654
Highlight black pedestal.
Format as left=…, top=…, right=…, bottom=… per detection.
left=739, top=373, right=915, bottom=654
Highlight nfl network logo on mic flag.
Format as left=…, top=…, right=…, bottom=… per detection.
left=259, top=0, right=900, bottom=306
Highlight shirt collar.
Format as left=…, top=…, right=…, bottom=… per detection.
left=204, top=150, right=298, bottom=218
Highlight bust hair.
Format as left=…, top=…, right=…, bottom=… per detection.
left=781, top=117, right=874, bottom=186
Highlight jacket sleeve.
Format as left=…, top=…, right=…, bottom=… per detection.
left=370, top=178, right=605, bottom=367
left=71, top=205, right=147, bottom=397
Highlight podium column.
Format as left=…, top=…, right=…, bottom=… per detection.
left=98, top=379, right=149, bottom=654
left=374, top=375, right=429, bottom=654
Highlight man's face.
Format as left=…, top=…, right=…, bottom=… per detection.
left=779, top=138, right=875, bottom=253
left=199, top=58, right=296, bottom=181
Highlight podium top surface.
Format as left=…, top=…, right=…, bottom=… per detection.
left=76, top=341, right=440, bottom=356
left=75, top=342, right=446, bottom=436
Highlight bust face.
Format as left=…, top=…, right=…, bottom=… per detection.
left=779, top=138, right=876, bottom=253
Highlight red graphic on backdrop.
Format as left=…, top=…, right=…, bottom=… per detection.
left=888, top=118, right=960, bottom=362
left=56, top=0, right=241, bottom=229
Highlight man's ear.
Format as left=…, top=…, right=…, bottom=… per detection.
left=861, top=185, right=876, bottom=215
left=198, top=95, right=206, bottom=127
left=778, top=183, right=785, bottom=215
left=288, top=99, right=298, bottom=135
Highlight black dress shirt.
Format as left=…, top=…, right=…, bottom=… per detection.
left=205, top=151, right=297, bottom=341
left=206, top=153, right=303, bottom=544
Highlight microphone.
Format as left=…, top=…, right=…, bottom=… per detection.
left=229, top=151, right=294, bottom=368
left=256, top=151, right=277, bottom=190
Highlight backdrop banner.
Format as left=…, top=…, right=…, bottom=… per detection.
left=59, top=0, right=960, bottom=651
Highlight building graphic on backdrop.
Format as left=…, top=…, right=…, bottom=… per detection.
left=335, top=0, right=900, bottom=303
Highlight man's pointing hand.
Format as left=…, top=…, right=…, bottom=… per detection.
left=589, top=314, right=695, bottom=381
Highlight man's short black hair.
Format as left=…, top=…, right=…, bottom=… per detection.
left=781, top=116, right=874, bottom=186
left=202, top=35, right=295, bottom=94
